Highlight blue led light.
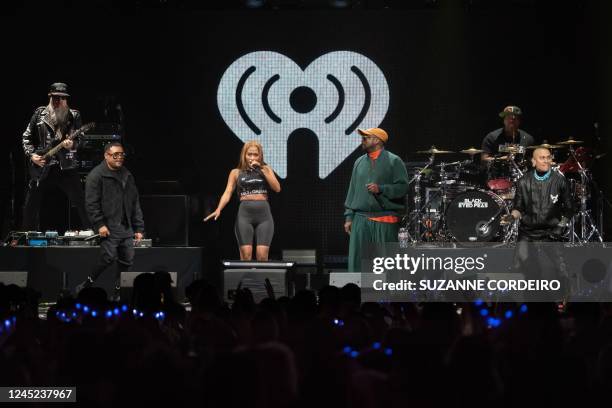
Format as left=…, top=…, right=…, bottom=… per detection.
left=343, top=346, right=352, bottom=354
left=113, top=308, right=120, bottom=316
left=121, top=305, right=128, bottom=312
left=384, top=348, right=393, bottom=356
left=480, top=309, right=489, bottom=317
left=475, top=299, right=484, bottom=307
left=91, top=310, right=97, bottom=317
left=372, top=342, right=381, bottom=350
left=5, top=319, right=12, bottom=328
left=350, top=350, right=359, bottom=358
left=505, top=310, right=513, bottom=319
left=520, top=304, right=528, bottom=313
left=75, top=303, right=82, bottom=310
left=105, top=310, right=113, bottom=318
left=83, top=306, right=90, bottom=313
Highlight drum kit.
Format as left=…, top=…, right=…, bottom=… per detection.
left=403, top=137, right=605, bottom=245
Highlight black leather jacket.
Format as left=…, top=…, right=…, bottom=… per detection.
left=22, top=106, right=82, bottom=170
left=513, top=169, right=574, bottom=237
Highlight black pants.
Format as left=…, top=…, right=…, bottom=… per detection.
left=515, top=234, right=567, bottom=284
left=91, top=235, right=135, bottom=285
left=22, top=166, right=89, bottom=230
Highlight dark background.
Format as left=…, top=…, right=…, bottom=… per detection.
left=3, top=1, right=612, bottom=264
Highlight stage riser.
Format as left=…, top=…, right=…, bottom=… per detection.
left=0, top=247, right=203, bottom=302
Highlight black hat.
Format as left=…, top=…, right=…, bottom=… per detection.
left=48, top=82, right=70, bottom=97
left=499, top=105, right=522, bottom=118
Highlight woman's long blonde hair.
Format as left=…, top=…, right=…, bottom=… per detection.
left=237, top=140, right=267, bottom=171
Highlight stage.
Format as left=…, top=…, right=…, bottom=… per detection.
left=0, top=246, right=204, bottom=302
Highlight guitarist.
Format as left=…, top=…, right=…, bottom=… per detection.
left=21, top=82, right=89, bottom=231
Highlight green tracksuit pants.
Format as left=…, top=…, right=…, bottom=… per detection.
left=348, top=214, right=399, bottom=272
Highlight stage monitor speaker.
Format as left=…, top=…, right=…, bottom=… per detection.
left=282, top=249, right=317, bottom=291
left=329, top=272, right=361, bottom=288
left=222, top=261, right=295, bottom=303
left=120, top=271, right=178, bottom=302
left=0, top=271, right=28, bottom=287
left=282, top=249, right=316, bottom=265
left=329, top=272, right=383, bottom=289
left=140, top=195, right=189, bottom=246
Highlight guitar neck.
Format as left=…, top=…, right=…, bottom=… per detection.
left=42, top=123, right=94, bottom=159
left=44, top=141, right=67, bottom=158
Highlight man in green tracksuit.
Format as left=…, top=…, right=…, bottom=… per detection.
left=344, top=128, right=409, bottom=272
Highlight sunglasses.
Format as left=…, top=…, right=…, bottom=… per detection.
left=106, top=152, right=127, bottom=159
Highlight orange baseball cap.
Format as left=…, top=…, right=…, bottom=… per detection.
left=358, top=128, right=388, bottom=143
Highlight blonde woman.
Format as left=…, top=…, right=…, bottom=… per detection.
left=204, top=141, right=281, bottom=261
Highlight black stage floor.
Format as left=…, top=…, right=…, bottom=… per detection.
left=0, top=246, right=204, bottom=302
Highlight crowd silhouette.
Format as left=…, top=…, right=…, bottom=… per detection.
left=2, top=275, right=612, bottom=407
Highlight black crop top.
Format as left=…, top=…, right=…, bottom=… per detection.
left=237, top=168, right=268, bottom=197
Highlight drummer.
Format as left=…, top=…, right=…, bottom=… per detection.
left=481, top=105, right=535, bottom=162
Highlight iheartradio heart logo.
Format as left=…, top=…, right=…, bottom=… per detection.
left=217, top=51, right=390, bottom=178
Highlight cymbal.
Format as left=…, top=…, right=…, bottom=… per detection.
left=413, top=167, right=433, bottom=175
left=526, top=143, right=562, bottom=149
left=459, top=147, right=484, bottom=155
left=416, top=146, right=455, bottom=154
left=557, top=138, right=584, bottom=145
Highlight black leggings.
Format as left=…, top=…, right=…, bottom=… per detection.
left=234, top=200, right=274, bottom=246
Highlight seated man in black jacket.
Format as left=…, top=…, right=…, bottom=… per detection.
left=509, top=147, right=574, bottom=241
left=75, top=142, right=144, bottom=300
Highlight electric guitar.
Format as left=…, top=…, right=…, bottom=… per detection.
left=29, top=122, right=95, bottom=183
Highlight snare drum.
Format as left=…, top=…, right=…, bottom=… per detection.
left=445, top=189, right=509, bottom=242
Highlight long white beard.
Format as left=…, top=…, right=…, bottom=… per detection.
left=50, top=105, right=70, bottom=131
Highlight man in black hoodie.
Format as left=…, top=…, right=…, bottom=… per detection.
left=75, top=142, right=144, bottom=300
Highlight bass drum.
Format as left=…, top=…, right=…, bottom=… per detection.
left=445, top=190, right=509, bottom=243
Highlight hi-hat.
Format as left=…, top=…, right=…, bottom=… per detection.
left=416, top=146, right=454, bottom=154
left=459, top=147, right=484, bottom=155
left=527, top=143, right=562, bottom=149
left=557, top=138, right=584, bottom=145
